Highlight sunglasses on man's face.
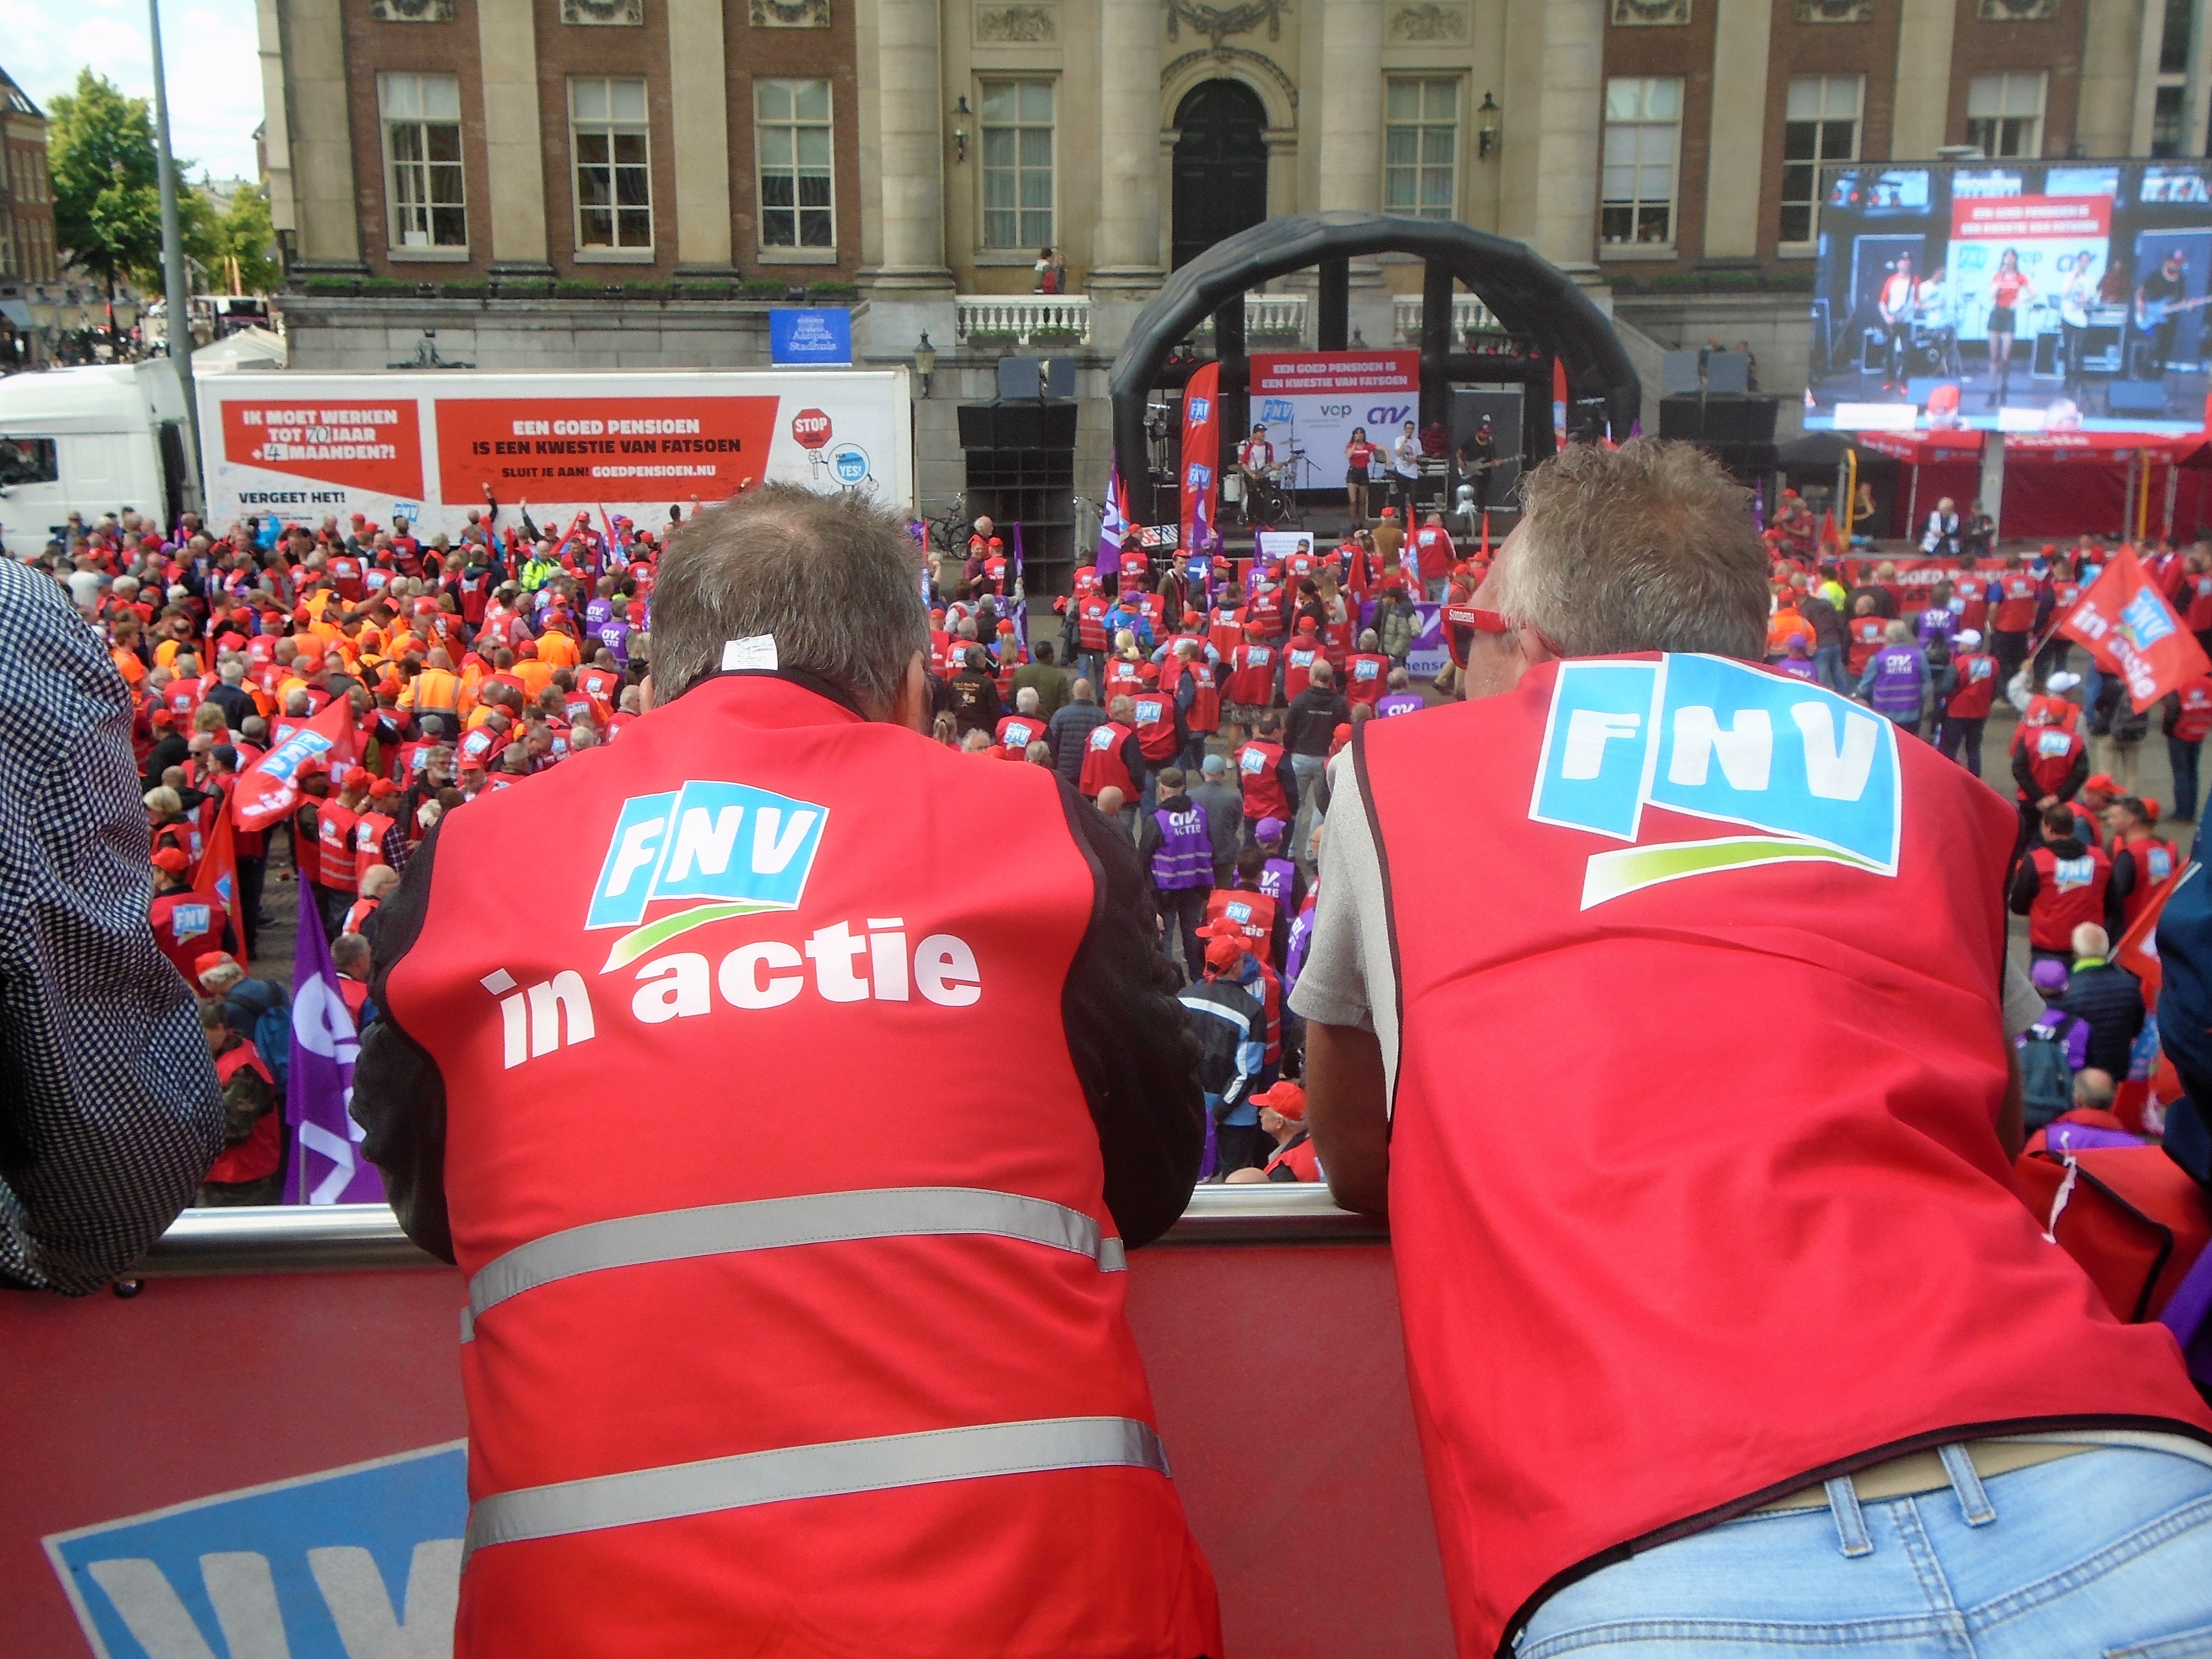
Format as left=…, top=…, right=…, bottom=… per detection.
left=1465, top=607, right=1565, bottom=660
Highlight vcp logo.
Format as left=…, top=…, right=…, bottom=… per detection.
left=586, top=782, right=830, bottom=969
left=830, top=444, right=871, bottom=485
left=1531, top=655, right=1902, bottom=909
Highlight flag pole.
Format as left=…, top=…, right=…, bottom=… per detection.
left=148, top=0, right=202, bottom=517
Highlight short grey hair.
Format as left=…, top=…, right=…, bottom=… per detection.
left=1884, top=619, right=1913, bottom=644
left=1492, top=439, right=1768, bottom=661
left=649, top=484, right=929, bottom=708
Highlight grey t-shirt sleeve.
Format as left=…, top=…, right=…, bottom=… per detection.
left=1288, top=750, right=1405, bottom=1101
left=2002, top=954, right=2045, bottom=1040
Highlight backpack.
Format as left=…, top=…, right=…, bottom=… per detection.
left=228, top=979, right=295, bottom=1096
left=2017, top=1012, right=2083, bottom=1130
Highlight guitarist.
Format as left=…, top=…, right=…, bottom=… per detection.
left=1878, top=251, right=1919, bottom=394
left=2135, top=246, right=2193, bottom=392
left=1456, top=416, right=1498, bottom=516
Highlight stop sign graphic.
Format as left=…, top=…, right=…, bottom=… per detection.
left=792, top=408, right=833, bottom=450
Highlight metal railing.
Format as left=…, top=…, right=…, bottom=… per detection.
left=128, top=1186, right=1385, bottom=1276
left=954, top=294, right=1094, bottom=346
left=1191, top=293, right=1310, bottom=340
left=1392, top=292, right=1501, bottom=342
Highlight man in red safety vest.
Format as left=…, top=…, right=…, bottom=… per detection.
left=1295, top=440, right=2212, bottom=1659
left=150, top=846, right=236, bottom=982
left=1233, top=712, right=1298, bottom=844
left=1989, top=556, right=2040, bottom=689
left=2163, top=669, right=2212, bottom=822
left=352, top=485, right=1219, bottom=1659
left=2011, top=802, right=2124, bottom=967
left=1936, top=628, right=1999, bottom=778
left=2106, top=794, right=2181, bottom=929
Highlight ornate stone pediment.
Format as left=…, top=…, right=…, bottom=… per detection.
left=976, top=4, right=1057, bottom=42
left=1166, top=0, right=1287, bottom=52
left=750, top=0, right=830, bottom=25
left=1388, top=4, right=1467, bottom=42
left=563, top=0, right=643, bottom=21
left=370, top=0, right=454, bottom=19
left=1611, top=0, right=1689, bottom=22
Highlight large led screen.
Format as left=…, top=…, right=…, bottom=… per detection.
left=1807, top=161, right=2212, bottom=436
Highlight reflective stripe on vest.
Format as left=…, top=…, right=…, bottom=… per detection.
left=464, top=1415, right=1169, bottom=1561
left=460, top=1184, right=1127, bottom=1340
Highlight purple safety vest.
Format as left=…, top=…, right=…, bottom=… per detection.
left=1869, top=646, right=1926, bottom=722
left=1376, top=692, right=1426, bottom=719
left=1150, top=803, right=1214, bottom=890
left=1258, top=857, right=1297, bottom=905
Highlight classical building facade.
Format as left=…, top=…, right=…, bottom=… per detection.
left=259, top=0, right=2212, bottom=527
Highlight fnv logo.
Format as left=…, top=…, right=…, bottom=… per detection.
left=2121, top=586, right=2178, bottom=650
left=586, top=781, right=829, bottom=970
left=1531, top=655, right=1902, bottom=909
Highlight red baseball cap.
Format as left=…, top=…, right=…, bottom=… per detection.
left=194, top=951, right=241, bottom=980
left=2085, top=774, right=2120, bottom=794
left=151, top=847, right=190, bottom=874
left=343, top=766, right=371, bottom=789
left=1252, top=1082, right=1307, bottom=1121
left=1204, top=935, right=1245, bottom=973
left=369, top=777, right=400, bottom=798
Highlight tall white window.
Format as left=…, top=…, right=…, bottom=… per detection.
left=380, top=73, right=465, bottom=249
left=1779, top=75, right=1862, bottom=249
left=756, top=80, right=834, bottom=249
left=1384, top=79, right=1459, bottom=221
left=1965, top=72, right=2046, bottom=158
left=569, top=77, right=652, bottom=251
left=1601, top=76, right=1682, bottom=248
left=980, top=80, right=1054, bottom=250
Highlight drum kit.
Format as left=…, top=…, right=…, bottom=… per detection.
left=1229, top=447, right=1310, bottom=526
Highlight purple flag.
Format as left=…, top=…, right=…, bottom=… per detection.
left=1098, top=456, right=1128, bottom=580
left=285, top=880, right=384, bottom=1204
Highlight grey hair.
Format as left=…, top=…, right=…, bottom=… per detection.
left=1884, top=619, right=1914, bottom=644
left=649, top=484, right=928, bottom=708
left=1491, top=439, right=1769, bottom=661
left=1015, top=686, right=1041, bottom=714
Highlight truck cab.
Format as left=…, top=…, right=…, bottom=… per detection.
left=0, top=362, right=193, bottom=553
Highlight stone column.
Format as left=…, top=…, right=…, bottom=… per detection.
left=477, top=0, right=552, bottom=273
left=275, top=0, right=362, bottom=269
left=1091, top=0, right=1166, bottom=287
left=1891, top=0, right=1957, bottom=159
left=1702, top=0, right=1771, bottom=262
left=2076, top=0, right=2155, bottom=157
left=874, top=0, right=951, bottom=283
left=1531, top=0, right=1601, bottom=276
left=667, top=0, right=735, bottom=272
left=1317, top=0, right=1384, bottom=213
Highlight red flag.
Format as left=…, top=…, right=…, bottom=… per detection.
left=1179, top=362, right=1222, bottom=555
left=192, top=799, right=247, bottom=957
left=233, top=699, right=356, bottom=832
left=2057, top=547, right=2212, bottom=712
left=2114, top=864, right=2185, bottom=1004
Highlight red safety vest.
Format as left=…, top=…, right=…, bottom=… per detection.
left=149, top=887, right=223, bottom=981
left=1079, top=720, right=1138, bottom=799
left=2174, top=676, right=2212, bottom=742
left=206, top=1042, right=280, bottom=1185
left=1344, top=653, right=1390, bottom=706
left=1953, top=575, right=1989, bottom=632
left=1945, top=653, right=1999, bottom=720
left=1184, top=660, right=1221, bottom=734
left=1846, top=617, right=1887, bottom=677
left=1204, top=886, right=1277, bottom=958
left=2021, top=724, right=2087, bottom=799
left=1234, top=740, right=1291, bottom=820
left=1360, top=655, right=2212, bottom=1657
left=344, top=894, right=382, bottom=936
left=1076, top=596, right=1112, bottom=652
left=1131, top=693, right=1179, bottom=763
left=1208, top=608, right=1245, bottom=660
left=1282, top=644, right=1320, bottom=704
left=993, top=713, right=1042, bottom=759
left=1993, top=574, right=2038, bottom=633
left=2118, top=834, right=2180, bottom=926
left=1225, top=643, right=1275, bottom=707
left=317, top=799, right=361, bottom=892
left=1104, top=659, right=1145, bottom=702
left=293, top=802, right=325, bottom=887
left=355, top=810, right=398, bottom=878
left=381, top=675, right=1219, bottom=1657
left=2027, top=844, right=2111, bottom=950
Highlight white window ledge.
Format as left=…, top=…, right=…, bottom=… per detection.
left=972, top=247, right=1051, bottom=266
left=1600, top=242, right=1677, bottom=261
left=756, top=247, right=839, bottom=264
left=572, top=247, right=657, bottom=263
left=385, top=245, right=471, bottom=263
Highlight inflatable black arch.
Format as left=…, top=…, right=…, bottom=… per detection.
left=1109, top=211, right=1641, bottom=509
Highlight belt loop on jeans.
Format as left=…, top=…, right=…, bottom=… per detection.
left=1939, top=1442, right=1997, bottom=1527
left=1826, top=1475, right=1874, bottom=1557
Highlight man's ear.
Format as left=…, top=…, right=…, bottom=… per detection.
left=1518, top=627, right=1558, bottom=671
left=887, top=651, right=930, bottom=732
left=639, top=674, right=655, bottom=711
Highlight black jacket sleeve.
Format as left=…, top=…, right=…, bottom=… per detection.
left=1278, top=752, right=1300, bottom=816
left=2057, top=747, right=2090, bottom=802
left=2105, top=858, right=2132, bottom=939
left=2011, top=743, right=2038, bottom=801
left=351, top=821, right=456, bottom=1263
left=1119, top=730, right=1149, bottom=794
left=2009, top=860, right=2039, bottom=917
left=1057, top=780, right=1205, bottom=1247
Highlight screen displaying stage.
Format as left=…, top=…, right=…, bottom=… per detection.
left=1807, top=161, right=2212, bottom=436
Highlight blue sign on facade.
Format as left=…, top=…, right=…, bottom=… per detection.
left=46, top=1442, right=468, bottom=1659
left=769, top=308, right=854, bottom=366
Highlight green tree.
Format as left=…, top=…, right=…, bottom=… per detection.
left=47, top=70, right=164, bottom=307
left=194, top=182, right=281, bottom=295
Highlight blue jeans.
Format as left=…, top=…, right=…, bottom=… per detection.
left=1289, top=752, right=1328, bottom=863
left=1813, top=644, right=1847, bottom=694
left=1519, top=1446, right=2212, bottom=1658
left=2173, top=737, right=2203, bottom=822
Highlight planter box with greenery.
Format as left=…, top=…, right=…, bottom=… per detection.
left=804, top=281, right=860, bottom=304
left=439, top=282, right=489, bottom=301
left=555, top=280, right=601, bottom=299
left=360, top=278, right=413, bottom=297
left=740, top=279, right=788, bottom=299
left=1028, top=328, right=1083, bottom=350
left=678, top=280, right=734, bottom=300
left=301, top=276, right=358, bottom=297
left=963, top=329, right=1020, bottom=351
left=497, top=280, right=555, bottom=300
left=623, top=282, right=672, bottom=301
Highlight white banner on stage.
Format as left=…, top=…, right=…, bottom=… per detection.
left=1249, top=352, right=1422, bottom=491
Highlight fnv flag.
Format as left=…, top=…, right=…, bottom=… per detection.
left=2059, top=547, right=2212, bottom=712
left=286, top=881, right=382, bottom=1204
left=1180, top=360, right=1222, bottom=556
left=233, top=699, right=356, bottom=831
left=1099, top=453, right=1130, bottom=579
left=191, top=797, right=246, bottom=954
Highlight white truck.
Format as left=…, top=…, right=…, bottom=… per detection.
left=0, top=361, right=195, bottom=552
left=0, top=365, right=914, bottom=552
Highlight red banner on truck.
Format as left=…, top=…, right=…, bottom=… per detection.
left=218, top=399, right=423, bottom=499
left=433, top=395, right=778, bottom=504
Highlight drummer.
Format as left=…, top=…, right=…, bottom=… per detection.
left=1238, top=423, right=1277, bottom=488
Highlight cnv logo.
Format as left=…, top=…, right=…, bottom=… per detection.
left=1531, top=655, right=1902, bottom=909
left=587, top=781, right=829, bottom=970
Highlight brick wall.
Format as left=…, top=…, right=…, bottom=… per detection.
left=1944, top=0, right=2089, bottom=153
left=1599, top=1, right=1721, bottom=273
left=722, top=9, right=864, bottom=278
left=1755, top=0, right=1909, bottom=254
left=342, top=0, right=496, bottom=281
